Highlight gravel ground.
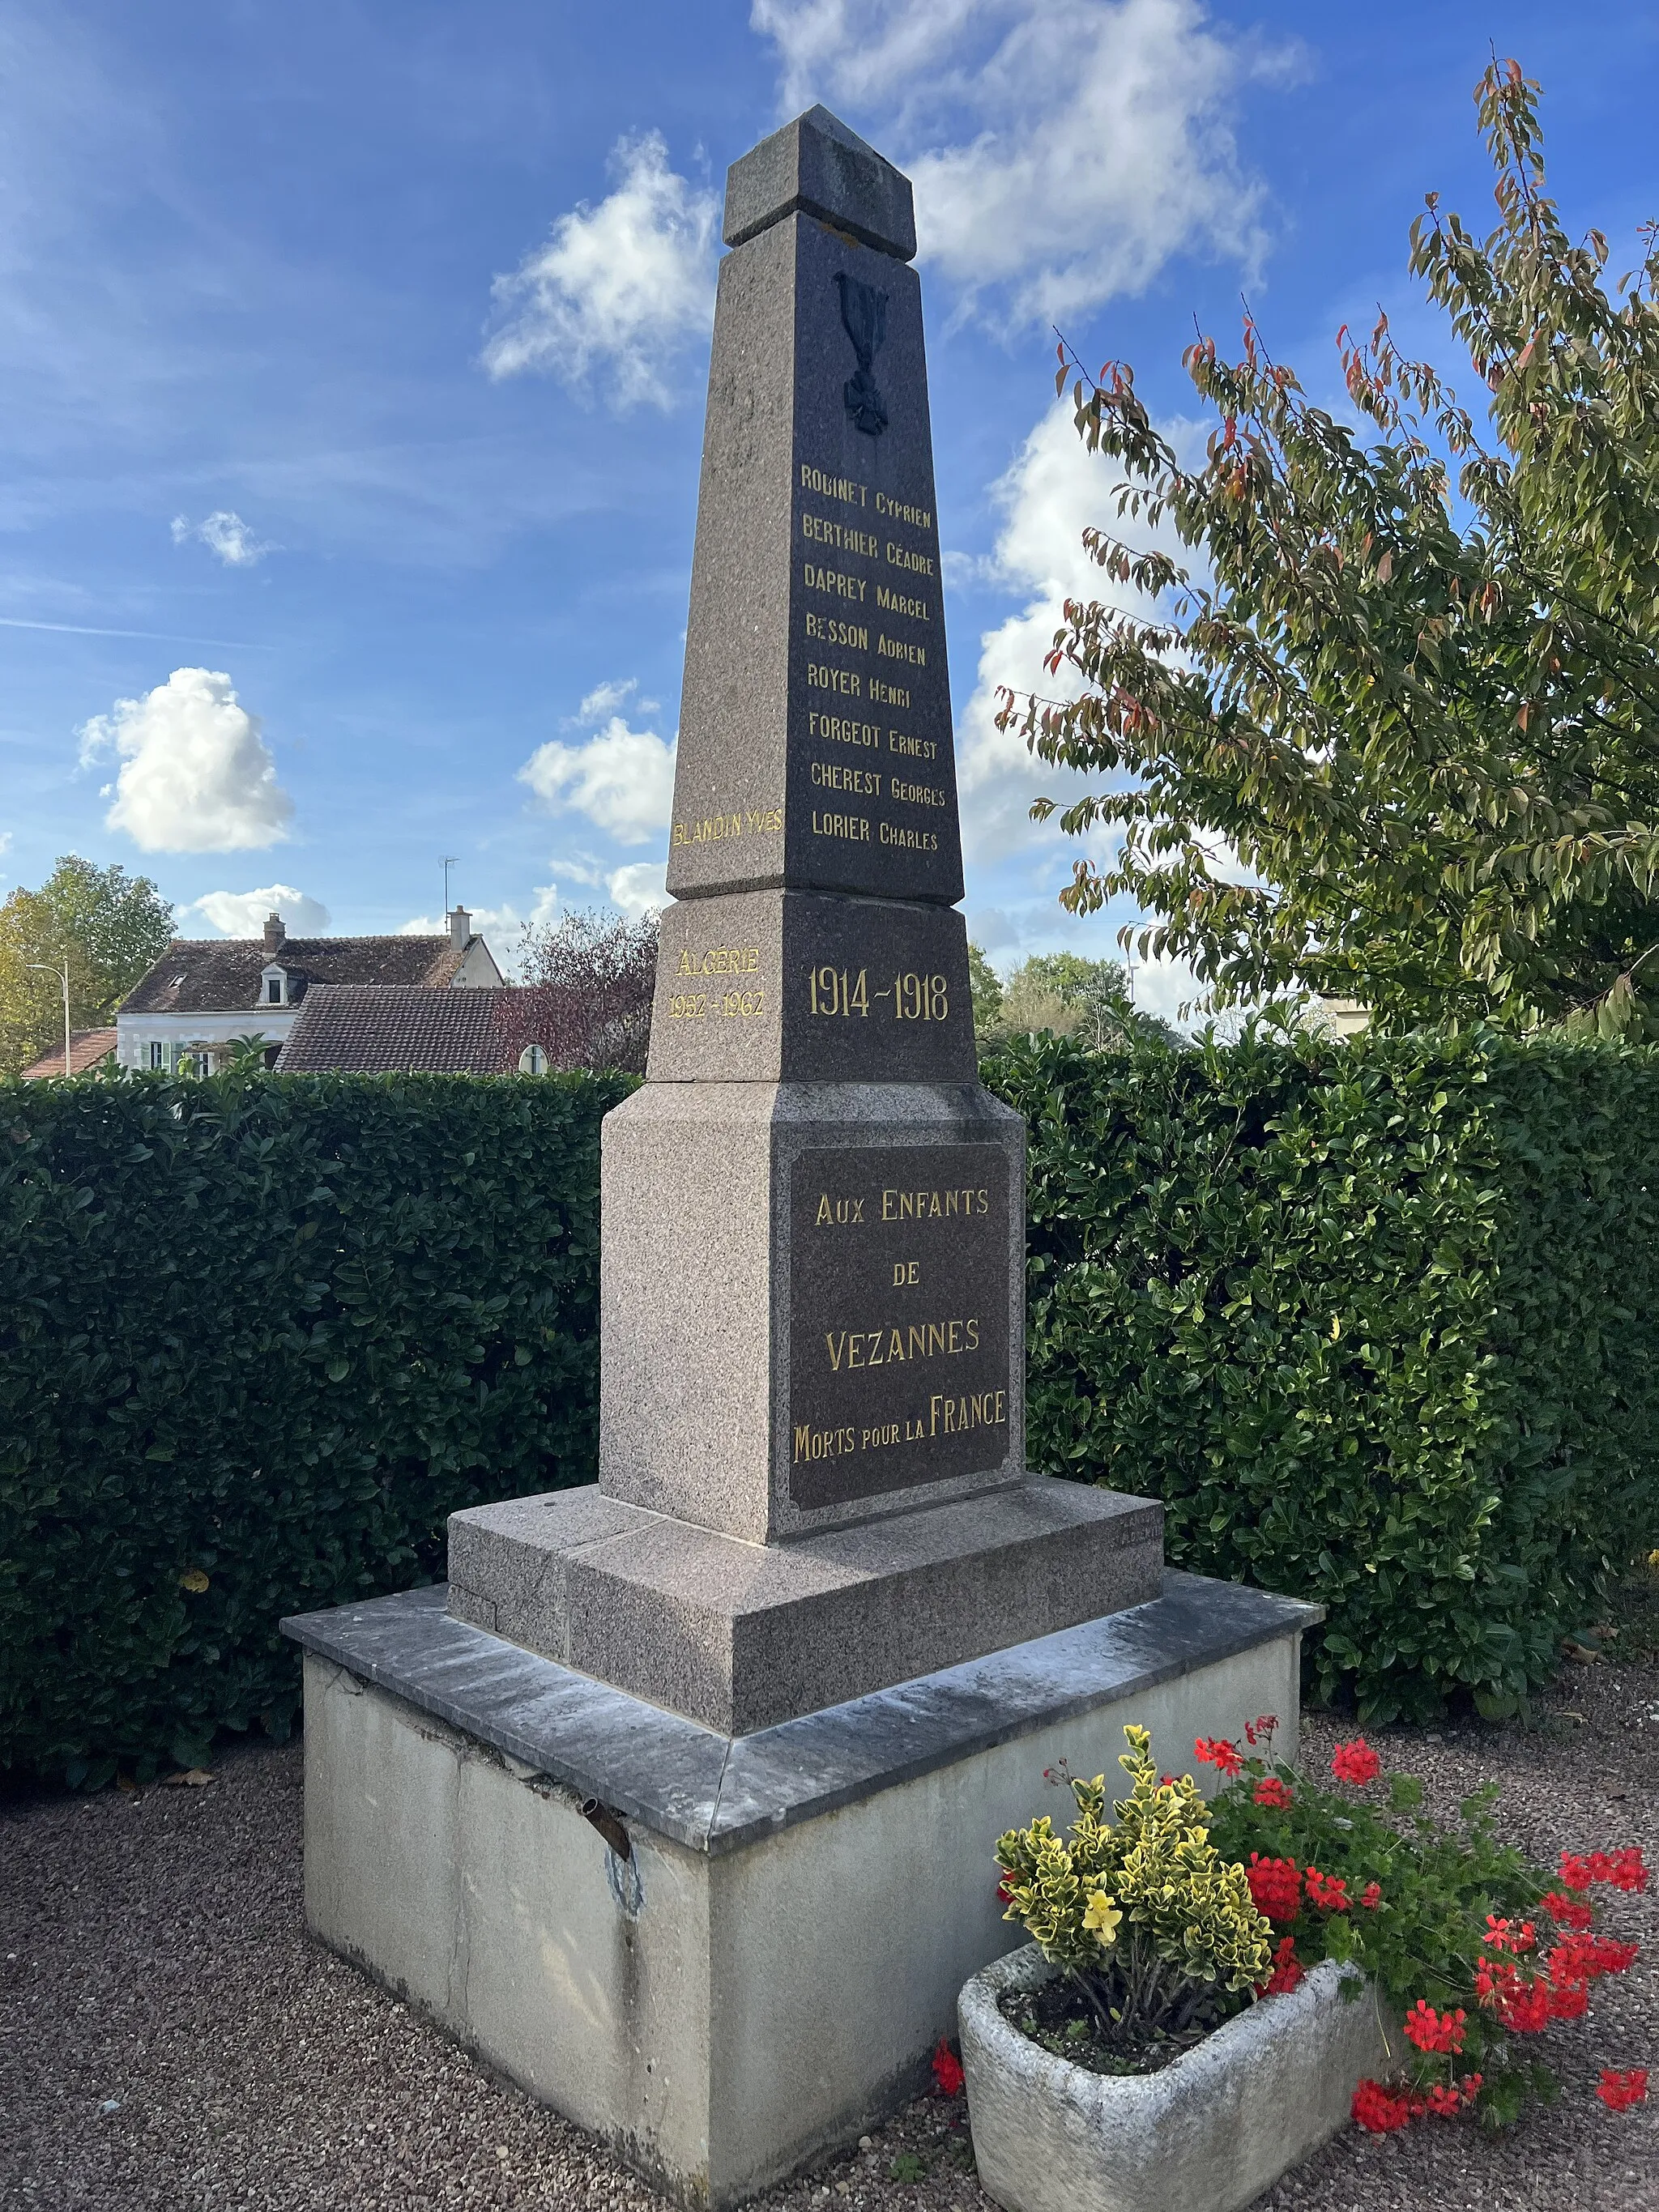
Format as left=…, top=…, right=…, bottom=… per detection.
left=2, top=1625, right=1654, bottom=2212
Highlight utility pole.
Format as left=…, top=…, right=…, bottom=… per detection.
left=30, top=959, right=71, bottom=1076
left=441, top=855, right=460, bottom=918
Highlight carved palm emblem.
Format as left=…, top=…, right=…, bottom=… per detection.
left=834, top=272, right=888, bottom=437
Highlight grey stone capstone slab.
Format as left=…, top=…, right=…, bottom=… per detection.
left=280, top=1571, right=1322, bottom=1859
left=723, top=104, right=917, bottom=261
left=446, top=1477, right=1164, bottom=1735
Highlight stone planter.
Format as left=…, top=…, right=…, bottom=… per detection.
left=958, top=1944, right=1393, bottom=2212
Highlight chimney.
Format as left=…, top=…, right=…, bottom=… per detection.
left=262, top=912, right=286, bottom=957
left=450, top=906, right=470, bottom=951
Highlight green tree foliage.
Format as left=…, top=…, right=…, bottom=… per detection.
left=0, top=855, right=173, bottom=1073
left=984, top=1025, right=1659, bottom=1723
left=967, top=940, right=1005, bottom=1038
left=0, top=1068, right=630, bottom=1783
left=986, top=950, right=1184, bottom=1050
left=1000, top=62, right=1659, bottom=1037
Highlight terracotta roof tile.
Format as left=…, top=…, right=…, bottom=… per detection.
left=17, top=1027, right=118, bottom=1080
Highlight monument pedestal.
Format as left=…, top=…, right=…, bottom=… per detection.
left=284, top=1576, right=1319, bottom=2212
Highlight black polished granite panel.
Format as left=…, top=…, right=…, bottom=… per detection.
left=283, top=1573, right=1321, bottom=1858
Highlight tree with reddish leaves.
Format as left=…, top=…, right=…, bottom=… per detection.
left=495, top=907, right=659, bottom=1074
left=1000, top=60, right=1659, bottom=1038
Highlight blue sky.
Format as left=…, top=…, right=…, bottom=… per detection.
left=2, top=1, right=1655, bottom=1023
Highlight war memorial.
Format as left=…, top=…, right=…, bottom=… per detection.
left=284, top=106, right=1315, bottom=2209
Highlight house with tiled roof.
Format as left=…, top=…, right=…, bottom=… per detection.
left=18, top=1026, right=118, bottom=1080
left=273, top=986, right=549, bottom=1075
left=114, top=909, right=503, bottom=1073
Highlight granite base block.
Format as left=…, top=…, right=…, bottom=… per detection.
left=284, top=1575, right=1319, bottom=2210
left=447, top=1477, right=1164, bottom=1735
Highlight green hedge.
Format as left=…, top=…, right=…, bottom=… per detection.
left=1, top=1071, right=631, bottom=1784
left=987, top=1026, right=1659, bottom=1722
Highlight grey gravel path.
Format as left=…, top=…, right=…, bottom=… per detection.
left=2, top=1633, right=1654, bottom=2211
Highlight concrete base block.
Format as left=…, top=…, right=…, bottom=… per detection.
left=287, top=1574, right=1319, bottom=2210
left=959, top=1948, right=1392, bottom=2212
left=447, top=1479, right=1164, bottom=1734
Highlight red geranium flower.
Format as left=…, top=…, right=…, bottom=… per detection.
left=1330, top=1738, right=1381, bottom=1786
left=1609, top=1847, right=1649, bottom=1894
left=1193, top=1736, right=1243, bottom=1778
left=1352, top=2079, right=1413, bottom=2133
left=1482, top=1916, right=1536, bottom=1955
left=1252, top=1775, right=1294, bottom=1809
left=1598, top=2069, right=1649, bottom=2112
left=1244, top=1714, right=1279, bottom=1747
left=1260, top=1936, right=1303, bottom=1996
left=931, top=2039, right=965, bottom=2097
left=1247, top=1854, right=1303, bottom=1924
left=1359, top=1882, right=1383, bottom=1911
left=1538, top=1889, right=1594, bottom=1932
left=1402, top=2000, right=1467, bottom=2056
left=1303, top=1866, right=1351, bottom=1914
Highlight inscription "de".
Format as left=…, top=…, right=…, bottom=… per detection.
left=893, top=1260, right=919, bottom=1286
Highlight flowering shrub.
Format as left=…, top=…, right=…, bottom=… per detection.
left=996, top=1725, right=1272, bottom=2067
left=1203, top=1717, right=1647, bottom=2129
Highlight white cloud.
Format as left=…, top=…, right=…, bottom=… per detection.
left=183, top=884, right=331, bottom=937
left=518, top=715, right=676, bottom=844
left=171, top=510, right=274, bottom=567
left=575, top=677, right=638, bottom=722
left=482, top=131, right=719, bottom=407
left=753, top=0, right=1293, bottom=327
left=608, top=861, right=669, bottom=919
left=78, top=667, right=292, bottom=852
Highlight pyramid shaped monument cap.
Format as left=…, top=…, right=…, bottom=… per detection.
left=723, top=104, right=916, bottom=261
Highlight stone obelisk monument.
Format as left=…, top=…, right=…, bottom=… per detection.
left=286, top=106, right=1316, bottom=2212
left=445, top=106, right=1162, bottom=1731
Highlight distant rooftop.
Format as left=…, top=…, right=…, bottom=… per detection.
left=273, top=987, right=524, bottom=1074
left=118, top=918, right=489, bottom=1016
left=16, top=1027, right=118, bottom=1080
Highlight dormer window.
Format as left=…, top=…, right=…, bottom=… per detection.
left=262, top=965, right=288, bottom=1006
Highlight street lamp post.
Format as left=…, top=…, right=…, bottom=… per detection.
left=29, top=959, right=72, bottom=1076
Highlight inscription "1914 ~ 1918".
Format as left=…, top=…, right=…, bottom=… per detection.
left=788, top=1142, right=1011, bottom=1510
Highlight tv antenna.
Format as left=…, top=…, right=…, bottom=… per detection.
left=441, top=855, right=459, bottom=917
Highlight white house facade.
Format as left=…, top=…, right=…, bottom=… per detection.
left=116, top=909, right=503, bottom=1073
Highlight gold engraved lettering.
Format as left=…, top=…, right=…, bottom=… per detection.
left=879, top=825, right=940, bottom=851
left=885, top=541, right=935, bottom=576
left=672, top=808, right=782, bottom=848
left=800, top=464, right=868, bottom=509
left=811, top=761, right=881, bottom=795
left=804, top=560, right=867, bottom=603
left=804, top=612, right=870, bottom=650
left=808, top=662, right=862, bottom=697
left=814, top=1193, right=867, bottom=1225
left=889, top=778, right=945, bottom=809
left=677, top=946, right=761, bottom=977
left=801, top=511, right=881, bottom=558
left=811, top=810, right=871, bottom=842
left=667, top=992, right=708, bottom=1020
left=874, top=584, right=930, bottom=621
left=873, top=492, right=933, bottom=531
left=928, top=1389, right=1009, bottom=1438
left=876, top=634, right=927, bottom=667
left=887, top=730, right=937, bottom=759
left=870, top=678, right=911, bottom=707
left=809, top=711, right=881, bottom=748
left=826, top=1321, right=979, bottom=1370
left=893, top=1260, right=920, bottom=1286
left=794, top=1422, right=859, bottom=1461
left=881, top=1185, right=989, bottom=1221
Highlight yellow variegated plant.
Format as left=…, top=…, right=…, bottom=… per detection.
left=996, top=1725, right=1272, bottom=2057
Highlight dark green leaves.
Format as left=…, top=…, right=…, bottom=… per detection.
left=0, top=1068, right=633, bottom=1780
